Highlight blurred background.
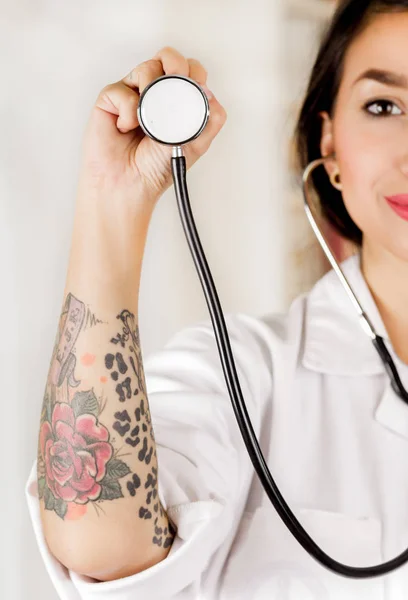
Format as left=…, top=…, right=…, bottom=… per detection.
left=0, top=0, right=354, bottom=597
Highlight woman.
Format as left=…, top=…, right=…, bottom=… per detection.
left=25, top=1, right=408, bottom=598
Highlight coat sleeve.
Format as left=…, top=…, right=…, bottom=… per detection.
left=25, top=312, right=274, bottom=600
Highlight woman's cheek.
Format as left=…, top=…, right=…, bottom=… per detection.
left=336, top=120, right=380, bottom=194
left=337, top=154, right=380, bottom=233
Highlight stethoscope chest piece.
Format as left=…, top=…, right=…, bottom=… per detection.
left=137, top=74, right=210, bottom=147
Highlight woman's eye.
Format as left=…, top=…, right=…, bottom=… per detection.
left=364, top=99, right=403, bottom=117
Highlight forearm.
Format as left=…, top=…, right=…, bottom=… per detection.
left=37, top=189, right=175, bottom=580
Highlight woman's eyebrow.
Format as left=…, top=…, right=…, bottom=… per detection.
left=352, top=68, right=408, bottom=89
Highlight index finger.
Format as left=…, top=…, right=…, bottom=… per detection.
left=152, top=46, right=190, bottom=78
left=121, top=46, right=190, bottom=94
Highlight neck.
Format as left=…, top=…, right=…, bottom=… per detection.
left=360, top=240, right=408, bottom=365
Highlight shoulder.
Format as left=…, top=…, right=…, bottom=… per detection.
left=149, top=263, right=342, bottom=402
left=156, top=295, right=308, bottom=401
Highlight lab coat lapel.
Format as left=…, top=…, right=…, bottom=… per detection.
left=373, top=340, right=408, bottom=439
left=375, top=377, right=408, bottom=439
left=301, top=251, right=408, bottom=439
left=301, top=251, right=386, bottom=376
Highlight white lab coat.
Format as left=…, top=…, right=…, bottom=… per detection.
left=25, top=251, right=408, bottom=599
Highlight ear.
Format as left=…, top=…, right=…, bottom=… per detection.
left=319, top=111, right=337, bottom=178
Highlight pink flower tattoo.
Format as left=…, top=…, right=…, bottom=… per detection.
left=40, top=402, right=113, bottom=504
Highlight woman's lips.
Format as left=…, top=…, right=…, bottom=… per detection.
left=385, top=194, right=408, bottom=206
left=385, top=196, right=408, bottom=221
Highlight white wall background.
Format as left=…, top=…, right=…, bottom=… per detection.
left=0, top=1, right=334, bottom=598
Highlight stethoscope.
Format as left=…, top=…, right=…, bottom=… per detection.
left=137, top=74, right=408, bottom=579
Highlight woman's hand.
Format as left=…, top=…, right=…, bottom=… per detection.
left=78, top=46, right=227, bottom=212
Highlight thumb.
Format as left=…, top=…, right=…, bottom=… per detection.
left=87, top=81, right=141, bottom=140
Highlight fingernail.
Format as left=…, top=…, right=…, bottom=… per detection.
left=202, top=85, right=213, bottom=100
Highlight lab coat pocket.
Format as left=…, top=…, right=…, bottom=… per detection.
left=220, top=504, right=384, bottom=600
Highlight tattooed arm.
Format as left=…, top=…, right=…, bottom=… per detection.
left=35, top=44, right=227, bottom=585
left=37, top=190, right=175, bottom=581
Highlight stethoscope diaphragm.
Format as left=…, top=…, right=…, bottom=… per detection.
left=137, top=74, right=210, bottom=147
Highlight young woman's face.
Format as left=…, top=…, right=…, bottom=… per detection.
left=320, top=11, right=408, bottom=261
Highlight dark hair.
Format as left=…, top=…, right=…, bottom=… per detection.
left=294, top=0, right=408, bottom=247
